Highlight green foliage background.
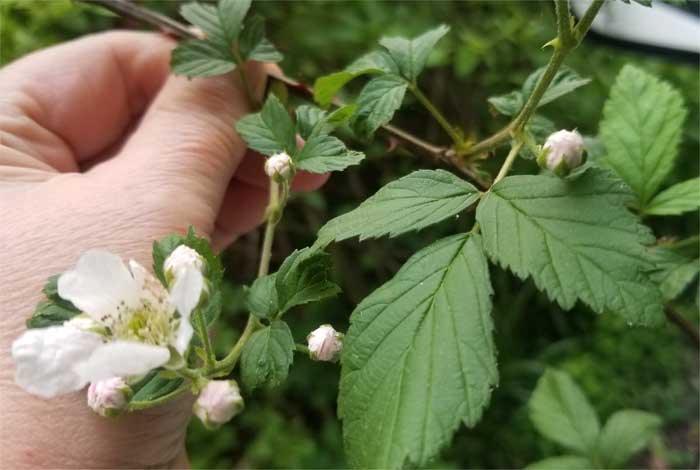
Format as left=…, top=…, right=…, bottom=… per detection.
left=1, top=1, right=698, bottom=468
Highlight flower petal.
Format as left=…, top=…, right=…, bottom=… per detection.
left=74, top=341, right=170, bottom=382
left=169, top=268, right=204, bottom=320
left=173, top=318, right=194, bottom=356
left=58, top=250, right=141, bottom=323
left=12, top=325, right=103, bottom=398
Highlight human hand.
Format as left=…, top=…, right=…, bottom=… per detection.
left=0, top=31, right=325, bottom=468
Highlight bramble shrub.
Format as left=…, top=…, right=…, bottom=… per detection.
left=10, top=0, right=698, bottom=468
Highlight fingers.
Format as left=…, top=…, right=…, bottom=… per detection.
left=0, top=31, right=173, bottom=169
left=116, top=61, right=269, bottom=216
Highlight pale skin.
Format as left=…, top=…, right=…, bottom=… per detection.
left=0, top=31, right=326, bottom=468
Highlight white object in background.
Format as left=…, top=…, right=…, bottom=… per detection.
left=571, top=0, right=700, bottom=55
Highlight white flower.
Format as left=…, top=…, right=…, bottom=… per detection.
left=264, top=152, right=293, bottom=180
left=540, top=129, right=585, bottom=176
left=164, top=245, right=205, bottom=283
left=307, top=324, right=343, bottom=362
left=193, top=380, right=244, bottom=429
left=87, top=377, right=131, bottom=417
left=12, top=249, right=204, bottom=398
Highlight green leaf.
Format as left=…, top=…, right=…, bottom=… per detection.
left=238, top=15, right=283, bottom=63
left=351, top=74, right=408, bottom=138
left=295, top=134, right=364, bottom=173
left=244, top=275, right=278, bottom=320
left=27, top=300, right=80, bottom=329
left=171, top=40, right=236, bottom=79
left=488, top=67, right=589, bottom=117
left=27, top=275, right=81, bottom=328
left=488, top=90, right=524, bottom=116
left=295, top=105, right=327, bottom=140
left=529, top=369, right=600, bottom=455
left=217, top=0, right=251, bottom=42
left=649, top=247, right=699, bottom=301
left=244, top=247, right=340, bottom=320
left=128, top=370, right=184, bottom=405
left=180, top=2, right=227, bottom=46
left=599, top=65, right=687, bottom=206
left=597, top=410, right=661, bottom=468
left=525, top=456, right=594, bottom=470
left=274, top=247, right=341, bottom=314
left=476, top=168, right=664, bottom=325
left=240, top=320, right=295, bottom=390
left=379, top=24, right=450, bottom=82
left=235, top=94, right=296, bottom=156
left=339, top=233, right=497, bottom=468
left=522, top=66, right=592, bottom=108
left=313, top=50, right=398, bottom=108
left=645, top=178, right=699, bottom=216
left=316, top=169, right=480, bottom=247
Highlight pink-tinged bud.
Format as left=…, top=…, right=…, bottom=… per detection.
left=87, top=377, right=131, bottom=417
left=539, top=129, right=585, bottom=176
left=264, top=152, right=293, bottom=180
left=164, top=245, right=205, bottom=282
left=307, top=324, right=343, bottom=362
left=193, top=380, right=244, bottom=429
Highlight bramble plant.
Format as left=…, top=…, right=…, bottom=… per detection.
left=10, top=0, right=699, bottom=468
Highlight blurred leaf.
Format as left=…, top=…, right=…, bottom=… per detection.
left=649, top=247, right=699, bottom=301
left=313, top=50, right=397, bottom=108
left=218, top=0, right=251, bottom=42
left=645, top=177, right=699, bottom=216
left=317, top=169, right=480, bottom=246
left=529, top=369, right=600, bottom=455
left=351, top=74, right=408, bottom=138
left=129, top=370, right=184, bottom=405
left=525, top=455, right=593, bottom=469
left=26, top=300, right=79, bottom=329
left=600, top=65, right=687, bottom=207
left=244, top=248, right=340, bottom=319
left=235, top=94, right=297, bottom=156
left=476, top=168, right=664, bottom=325
left=339, top=233, right=497, bottom=468
left=239, top=15, right=283, bottom=63
left=240, top=320, right=295, bottom=390
left=522, top=66, right=592, bottom=108
left=296, top=134, right=365, bottom=173
left=171, top=40, right=236, bottom=78
left=379, top=24, right=450, bottom=82
left=597, top=410, right=661, bottom=468
left=488, top=90, right=523, bottom=116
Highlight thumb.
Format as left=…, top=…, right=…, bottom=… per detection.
left=116, top=61, right=268, bottom=212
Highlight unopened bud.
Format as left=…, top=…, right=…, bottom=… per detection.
left=538, top=129, right=584, bottom=176
left=264, top=152, right=293, bottom=181
left=193, top=380, right=244, bottom=429
left=87, top=377, right=131, bottom=417
left=307, top=324, right=343, bottom=362
left=164, top=245, right=205, bottom=282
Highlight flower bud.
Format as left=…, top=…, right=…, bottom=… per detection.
left=538, top=129, right=584, bottom=176
left=87, top=377, right=132, bottom=417
left=164, top=245, right=205, bottom=282
left=307, top=324, right=343, bottom=362
left=264, top=152, right=293, bottom=180
left=193, top=380, right=244, bottom=429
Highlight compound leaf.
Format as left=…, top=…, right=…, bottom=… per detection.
left=317, top=169, right=480, bottom=246
left=476, top=168, right=664, bottom=325
left=339, top=233, right=497, bottom=468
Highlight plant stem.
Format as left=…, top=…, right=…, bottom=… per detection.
left=410, top=84, right=463, bottom=146
left=463, top=0, right=604, bottom=159
left=194, top=309, right=216, bottom=369
left=492, top=141, right=524, bottom=186
left=232, top=48, right=261, bottom=111
left=211, top=181, right=284, bottom=375
left=295, top=343, right=310, bottom=354
left=128, top=385, right=190, bottom=411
